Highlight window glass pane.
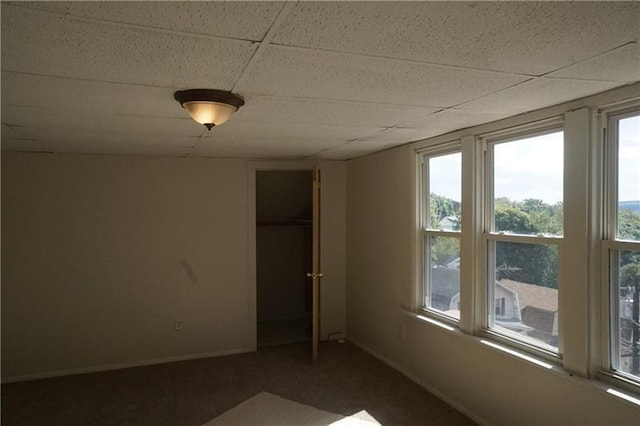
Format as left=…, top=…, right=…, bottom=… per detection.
left=493, top=132, right=563, bottom=236
left=428, top=153, right=461, bottom=231
left=617, top=115, right=640, bottom=242
left=491, top=241, right=559, bottom=350
left=614, top=250, right=640, bottom=379
left=426, top=236, right=460, bottom=319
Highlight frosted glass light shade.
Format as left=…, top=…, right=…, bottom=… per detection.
left=174, top=89, right=245, bottom=130
left=183, top=101, right=236, bottom=127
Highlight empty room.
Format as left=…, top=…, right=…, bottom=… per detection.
left=2, top=2, right=640, bottom=425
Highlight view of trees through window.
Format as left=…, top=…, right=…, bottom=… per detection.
left=424, top=152, right=461, bottom=318
left=422, top=113, right=639, bottom=384
left=429, top=194, right=565, bottom=288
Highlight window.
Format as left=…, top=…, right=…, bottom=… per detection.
left=485, top=129, right=564, bottom=353
left=605, top=109, right=640, bottom=384
left=420, top=146, right=462, bottom=321
left=411, top=88, right=640, bottom=396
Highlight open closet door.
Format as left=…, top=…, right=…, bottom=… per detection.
left=307, top=166, right=322, bottom=363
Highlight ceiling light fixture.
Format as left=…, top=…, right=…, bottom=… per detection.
left=174, top=89, right=245, bottom=130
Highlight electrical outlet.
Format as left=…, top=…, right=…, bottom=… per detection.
left=174, top=320, right=183, bottom=331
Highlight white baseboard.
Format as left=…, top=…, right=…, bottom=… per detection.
left=347, top=336, right=491, bottom=426
left=2, top=347, right=253, bottom=384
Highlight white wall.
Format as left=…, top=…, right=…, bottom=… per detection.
left=346, top=145, right=640, bottom=425
left=1, top=152, right=347, bottom=380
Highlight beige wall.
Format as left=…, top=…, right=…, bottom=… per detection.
left=1, top=152, right=346, bottom=380
left=319, top=161, right=347, bottom=340
left=346, top=145, right=639, bottom=425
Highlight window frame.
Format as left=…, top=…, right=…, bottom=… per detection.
left=601, top=104, right=640, bottom=390
left=481, top=122, right=565, bottom=359
left=416, top=140, right=463, bottom=324
left=410, top=88, right=640, bottom=399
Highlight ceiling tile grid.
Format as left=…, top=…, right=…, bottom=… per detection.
left=548, top=42, right=640, bottom=83
left=2, top=1, right=639, bottom=160
left=317, top=139, right=403, bottom=161
left=2, top=105, right=201, bottom=138
left=2, top=5, right=257, bottom=89
left=1, top=73, right=182, bottom=118
left=13, top=1, right=284, bottom=41
left=397, top=109, right=515, bottom=133
left=192, top=134, right=345, bottom=160
left=232, top=96, right=441, bottom=128
left=457, top=78, right=623, bottom=113
left=235, top=45, right=530, bottom=107
left=272, top=2, right=640, bottom=75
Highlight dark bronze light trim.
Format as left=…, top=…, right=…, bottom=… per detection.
left=173, top=89, right=245, bottom=109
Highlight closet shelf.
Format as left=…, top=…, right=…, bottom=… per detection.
left=257, top=219, right=312, bottom=227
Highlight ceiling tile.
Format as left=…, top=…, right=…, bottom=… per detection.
left=192, top=121, right=383, bottom=159
left=2, top=139, right=189, bottom=156
left=2, top=73, right=181, bottom=118
left=458, top=78, right=623, bottom=113
left=1, top=5, right=256, bottom=89
left=548, top=43, right=640, bottom=83
left=202, top=121, right=379, bottom=145
left=1, top=127, right=42, bottom=150
left=273, top=2, right=640, bottom=75
left=11, top=1, right=283, bottom=41
left=234, top=96, right=441, bottom=128
left=192, top=138, right=343, bottom=160
left=236, top=46, right=528, bottom=107
left=317, top=140, right=402, bottom=161
left=1, top=123, right=21, bottom=139
left=2, top=2, right=638, bottom=160
left=1, top=105, right=202, bottom=138
left=2, top=139, right=49, bottom=152
left=399, top=109, right=515, bottom=133
left=356, top=128, right=443, bottom=144
left=14, top=126, right=198, bottom=149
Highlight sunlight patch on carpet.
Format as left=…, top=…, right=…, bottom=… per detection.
left=202, top=392, right=381, bottom=425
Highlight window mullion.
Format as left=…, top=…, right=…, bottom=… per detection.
left=561, top=107, right=592, bottom=375
left=487, top=233, right=563, bottom=245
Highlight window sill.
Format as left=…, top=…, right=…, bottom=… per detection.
left=598, top=371, right=640, bottom=403
left=400, top=309, right=640, bottom=408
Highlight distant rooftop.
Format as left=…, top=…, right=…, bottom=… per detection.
left=500, top=279, right=558, bottom=312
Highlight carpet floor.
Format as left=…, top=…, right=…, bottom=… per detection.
left=1, top=341, right=475, bottom=426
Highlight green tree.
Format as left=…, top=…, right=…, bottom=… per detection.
left=619, top=208, right=640, bottom=288
left=520, top=198, right=563, bottom=235
left=431, top=236, right=460, bottom=266
left=620, top=262, right=640, bottom=290
left=495, top=206, right=536, bottom=234
left=494, top=198, right=560, bottom=288
left=430, top=193, right=460, bottom=230
left=619, top=209, right=640, bottom=241
left=496, top=242, right=558, bottom=288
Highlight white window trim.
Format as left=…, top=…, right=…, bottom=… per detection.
left=480, top=121, right=565, bottom=359
left=415, top=141, right=462, bottom=325
left=409, top=83, right=640, bottom=396
left=599, top=104, right=640, bottom=393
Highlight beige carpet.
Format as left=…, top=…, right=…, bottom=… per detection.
left=203, top=392, right=381, bottom=426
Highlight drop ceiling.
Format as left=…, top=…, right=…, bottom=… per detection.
left=1, top=1, right=639, bottom=160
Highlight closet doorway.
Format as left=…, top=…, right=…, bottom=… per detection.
left=256, top=170, right=313, bottom=348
